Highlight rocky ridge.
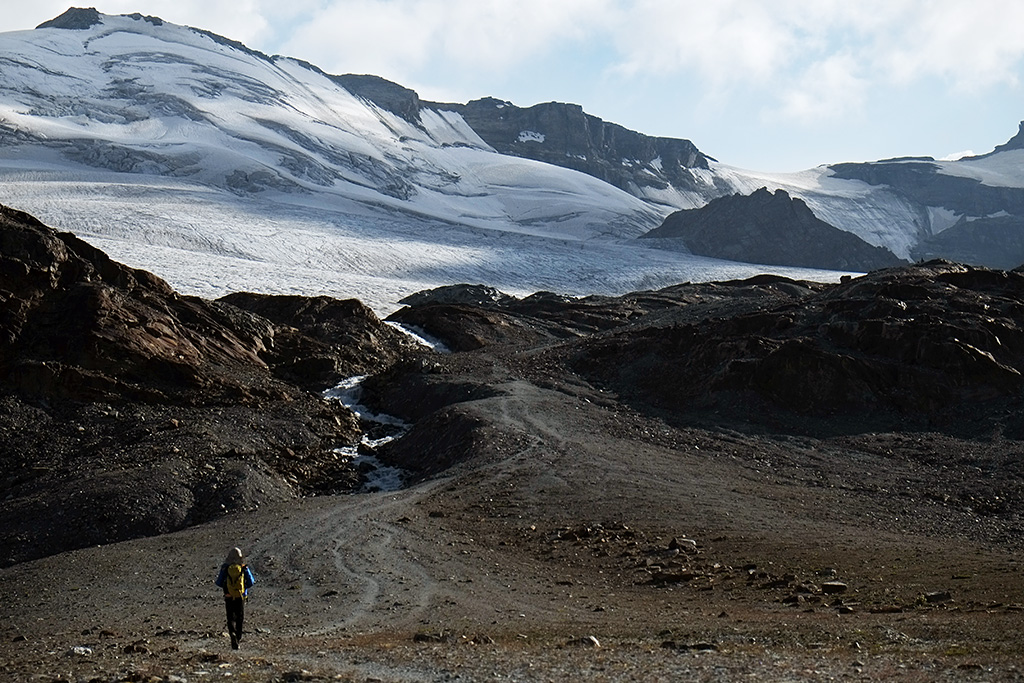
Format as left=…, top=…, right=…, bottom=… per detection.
left=5, top=207, right=1024, bottom=679
left=322, top=75, right=717, bottom=201
left=641, top=187, right=908, bottom=271
left=0, top=204, right=415, bottom=566
left=442, top=97, right=714, bottom=196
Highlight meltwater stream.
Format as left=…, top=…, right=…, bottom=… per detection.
left=322, top=321, right=449, bottom=492
left=324, top=376, right=408, bottom=493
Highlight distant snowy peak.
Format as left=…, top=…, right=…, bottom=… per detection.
left=7, top=8, right=1024, bottom=272
left=37, top=7, right=115, bottom=30
left=1, top=8, right=678, bottom=239
left=314, top=80, right=721, bottom=209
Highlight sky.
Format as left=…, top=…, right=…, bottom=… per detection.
left=4, top=1, right=1024, bottom=172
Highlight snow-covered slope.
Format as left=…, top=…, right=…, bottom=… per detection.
left=0, top=9, right=850, bottom=311
left=0, top=10, right=668, bottom=241
left=0, top=9, right=1020, bottom=312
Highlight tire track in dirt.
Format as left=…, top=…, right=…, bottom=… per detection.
left=245, top=480, right=446, bottom=636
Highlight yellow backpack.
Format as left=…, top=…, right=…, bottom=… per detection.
left=226, top=564, right=246, bottom=598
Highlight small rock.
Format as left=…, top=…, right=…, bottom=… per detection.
left=568, top=635, right=601, bottom=648
left=870, top=605, right=903, bottom=614
left=70, top=646, right=93, bottom=656
left=672, top=642, right=718, bottom=652
left=821, top=581, right=848, bottom=594
left=668, top=537, right=698, bottom=552
left=924, top=590, right=952, bottom=603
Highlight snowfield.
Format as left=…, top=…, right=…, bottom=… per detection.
left=0, top=167, right=845, bottom=314
left=0, top=12, right=854, bottom=313
left=0, top=10, right=1021, bottom=310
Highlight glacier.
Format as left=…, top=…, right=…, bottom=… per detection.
left=0, top=9, right=1021, bottom=312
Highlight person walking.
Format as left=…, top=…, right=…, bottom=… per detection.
left=214, top=547, right=255, bottom=649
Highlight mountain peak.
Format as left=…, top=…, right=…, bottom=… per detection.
left=642, top=186, right=906, bottom=272
left=991, top=120, right=1024, bottom=155
left=36, top=7, right=102, bottom=30
left=36, top=7, right=165, bottom=31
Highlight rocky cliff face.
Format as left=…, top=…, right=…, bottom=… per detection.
left=914, top=214, right=1024, bottom=270
left=443, top=98, right=713, bottom=195
left=830, top=159, right=1024, bottom=219
left=985, top=120, right=1024, bottom=155
left=0, top=205, right=413, bottom=566
left=641, top=187, right=906, bottom=271
left=381, top=261, right=1024, bottom=440
left=827, top=132, right=1024, bottom=268
left=336, top=73, right=717, bottom=199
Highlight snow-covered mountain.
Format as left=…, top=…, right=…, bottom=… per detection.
left=0, top=8, right=1022, bottom=313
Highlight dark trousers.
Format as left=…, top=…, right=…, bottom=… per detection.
left=224, top=596, right=245, bottom=641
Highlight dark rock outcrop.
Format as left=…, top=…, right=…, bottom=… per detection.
left=219, top=292, right=416, bottom=388
left=37, top=7, right=165, bottom=30
left=570, top=261, right=1024, bottom=433
left=380, top=262, right=1024, bottom=441
left=36, top=7, right=103, bottom=30
left=641, top=187, right=906, bottom=272
left=331, top=74, right=423, bottom=125
left=913, top=214, right=1024, bottom=269
left=0, top=205, right=410, bottom=566
left=398, top=283, right=516, bottom=308
left=441, top=98, right=712, bottom=194
left=0, top=205, right=272, bottom=403
left=829, top=159, right=1024, bottom=219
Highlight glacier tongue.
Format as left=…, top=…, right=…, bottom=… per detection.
left=0, top=167, right=848, bottom=314
left=3, top=9, right=1023, bottom=305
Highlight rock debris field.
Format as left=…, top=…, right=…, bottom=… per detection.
left=2, top=205, right=1024, bottom=680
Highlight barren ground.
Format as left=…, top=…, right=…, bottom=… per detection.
left=3, top=376, right=1024, bottom=681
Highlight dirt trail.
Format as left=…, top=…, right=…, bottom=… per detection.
left=5, top=378, right=1024, bottom=680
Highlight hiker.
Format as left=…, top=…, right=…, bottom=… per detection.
left=214, top=547, right=255, bottom=649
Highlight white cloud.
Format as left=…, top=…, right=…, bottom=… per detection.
left=773, top=53, right=868, bottom=124
left=606, top=0, right=815, bottom=85
left=275, top=0, right=608, bottom=82
left=940, top=150, right=975, bottom=161
left=872, top=0, right=1024, bottom=91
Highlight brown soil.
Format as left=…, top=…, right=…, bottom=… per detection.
left=4, top=209, right=1024, bottom=680
left=3, top=376, right=1024, bottom=681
